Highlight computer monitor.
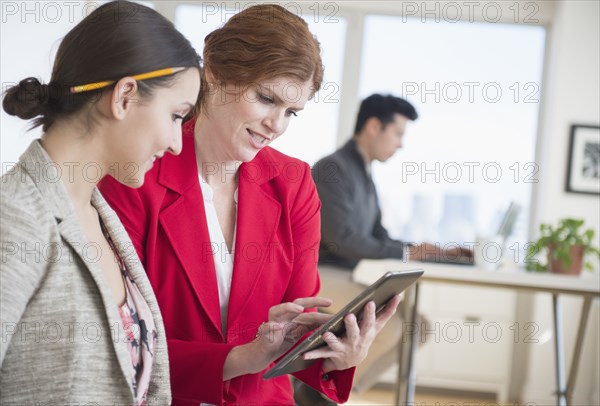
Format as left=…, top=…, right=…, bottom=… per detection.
left=496, top=202, right=521, bottom=242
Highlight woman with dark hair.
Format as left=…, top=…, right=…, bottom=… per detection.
left=99, top=4, right=401, bottom=405
left=0, top=1, right=200, bottom=404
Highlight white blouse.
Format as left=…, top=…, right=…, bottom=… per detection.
left=199, top=175, right=237, bottom=335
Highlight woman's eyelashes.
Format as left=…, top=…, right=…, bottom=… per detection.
left=172, top=113, right=185, bottom=122
left=258, top=93, right=274, bottom=104
left=258, top=93, right=298, bottom=117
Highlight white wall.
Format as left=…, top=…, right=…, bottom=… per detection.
left=533, top=1, right=600, bottom=236
left=523, top=1, right=600, bottom=404
left=0, top=1, right=80, bottom=169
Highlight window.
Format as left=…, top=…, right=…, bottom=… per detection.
left=359, top=15, right=545, bottom=257
left=175, top=4, right=346, bottom=165
left=175, top=4, right=225, bottom=55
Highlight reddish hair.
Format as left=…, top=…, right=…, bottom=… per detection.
left=198, top=4, right=323, bottom=112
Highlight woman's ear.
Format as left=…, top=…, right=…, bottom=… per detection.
left=202, top=68, right=221, bottom=101
left=109, top=77, right=139, bottom=120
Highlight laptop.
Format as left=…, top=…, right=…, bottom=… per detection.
left=419, top=202, right=521, bottom=267
left=420, top=251, right=474, bottom=266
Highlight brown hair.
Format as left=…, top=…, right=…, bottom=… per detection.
left=198, top=4, right=324, bottom=112
left=3, top=0, right=200, bottom=132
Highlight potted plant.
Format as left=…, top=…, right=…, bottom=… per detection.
left=526, top=218, right=600, bottom=275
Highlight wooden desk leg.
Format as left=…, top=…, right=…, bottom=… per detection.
left=552, top=294, right=567, bottom=406
left=395, top=283, right=420, bottom=406
left=566, top=296, right=592, bottom=404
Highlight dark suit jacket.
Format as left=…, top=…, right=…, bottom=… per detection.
left=312, top=139, right=405, bottom=269
left=99, top=118, right=354, bottom=405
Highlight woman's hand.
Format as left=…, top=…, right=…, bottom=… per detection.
left=268, top=297, right=332, bottom=349
left=301, top=294, right=403, bottom=372
left=223, top=297, right=333, bottom=380
left=252, top=298, right=334, bottom=364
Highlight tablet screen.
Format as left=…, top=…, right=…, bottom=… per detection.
left=263, top=269, right=424, bottom=379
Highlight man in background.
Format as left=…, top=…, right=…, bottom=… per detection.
left=316, top=93, right=420, bottom=268
left=294, top=94, right=470, bottom=404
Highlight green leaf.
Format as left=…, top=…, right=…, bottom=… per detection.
left=530, top=218, right=600, bottom=272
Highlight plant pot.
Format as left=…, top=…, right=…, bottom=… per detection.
left=547, top=244, right=585, bottom=275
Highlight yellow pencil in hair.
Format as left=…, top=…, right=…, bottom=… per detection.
left=70, top=67, right=185, bottom=94
left=130, top=67, right=183, bottom=81
left=70, top=80, right=114, bottom=94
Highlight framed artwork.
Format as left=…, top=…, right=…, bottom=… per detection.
left=566, top=124, right=600, bottom=195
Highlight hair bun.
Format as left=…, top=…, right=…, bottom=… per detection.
left=2, top=77, right=50, bottom=120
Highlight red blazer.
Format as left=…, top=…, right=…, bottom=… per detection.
left=99, top=118, right=354, bottom=405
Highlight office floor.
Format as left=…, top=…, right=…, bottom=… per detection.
left=346, top=386, right=498, bottom=406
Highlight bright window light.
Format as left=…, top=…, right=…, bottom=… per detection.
left=359, top=15, right=545, bottom=258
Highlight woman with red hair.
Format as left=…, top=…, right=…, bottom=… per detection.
left=100, top=4, right=401, bottom=405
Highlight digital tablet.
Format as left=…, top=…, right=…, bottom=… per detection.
left=263, top=269, right=424, bottom=379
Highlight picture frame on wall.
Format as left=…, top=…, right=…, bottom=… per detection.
left=566, top=124, right=600, bottom=195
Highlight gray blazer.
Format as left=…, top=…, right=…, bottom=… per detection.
left=0, top=141, right=171, bottom=404
left=311, top=139, right=406, bottom=269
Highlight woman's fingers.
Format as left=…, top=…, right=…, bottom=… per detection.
left=343, top=313, right=360, bottom=339
left=268, top=297, right=333, bottom=323
left=374, top=295, right=402, bottom=332
left=302, top=296, right=404, bottom=371
left=255, top=321, right=285, bottom=345
left=293, top=296, right=333, bottom=309
left=358, top=301, right=376, bottom=336
left=268, top=302, right=304, bottom=322
left=303, top=331, right=341, bottom=360
left=281, top=312, right=332, bottom=344
left=292, top=312, right=332, bottom=326
left=257, top=296, right=399, bottom=368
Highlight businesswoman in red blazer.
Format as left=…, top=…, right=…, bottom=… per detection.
left=99, top=4, right=401, bottom=405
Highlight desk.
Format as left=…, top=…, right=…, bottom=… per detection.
left=353, top=260, right=600, bottom=406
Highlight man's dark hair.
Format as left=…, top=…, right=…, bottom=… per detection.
left=353, top=94, right=418, bottom=135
